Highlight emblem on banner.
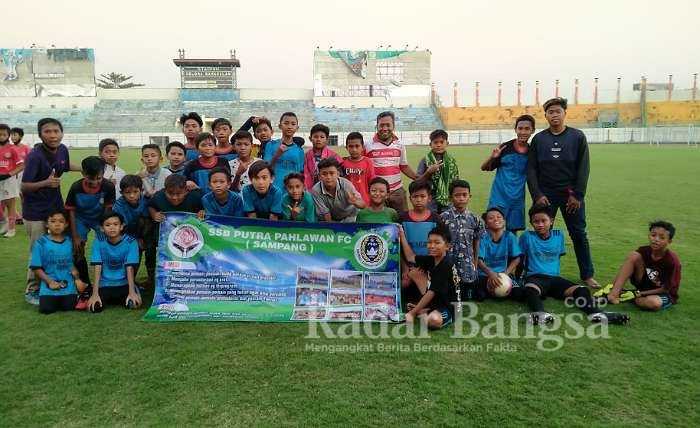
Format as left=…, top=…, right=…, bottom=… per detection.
left=167, top=224, right=204, bottom=258
left=354, top=233, right=388, bottom=269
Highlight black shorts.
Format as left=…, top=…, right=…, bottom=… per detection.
left=401, top=282, right=423, bottom=310
left=630, top=272, right=658, bottom=291
left=98, top=285, right=131, bottom=306
left=39, top=294, right=78, bottom=314
left=524, top=274, right=576, bottom=300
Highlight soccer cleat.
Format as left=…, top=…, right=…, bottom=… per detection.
left=24, top=291, right=39, bottom=306
left=589, top=311, right=630, bottom=325
left=619, top=290, right=639, bottom=302
left=529, top=312, right=555, bottom=325
left=75, top=295, right=89, bottom=311
left=592, top=283, right=613, bottom=298
left=4, top=229, right=16, bottom=238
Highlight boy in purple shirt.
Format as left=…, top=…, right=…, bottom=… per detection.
left=21, top=118, right=80, bottom=305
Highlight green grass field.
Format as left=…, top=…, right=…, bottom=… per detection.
left=2, top=145, right=699, bottom=426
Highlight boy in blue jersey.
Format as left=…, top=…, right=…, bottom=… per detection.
left=65, top=156, right=116, bottom=286
left=476, top=207, right=522, bottom=301
left=211, top=118, right=237, bottom=161
left=242, top=161, right=283, bottom=220
left=400, top=226, right=460, bottom=329
left=165, top=141, right=187, bottom=175
left=112, top=175, right=147, bottom=240
left=520, top=205, right=629, bottom=325
left=238, top=116, right=305, bottom=158
left=281, top=172, right=316, bottom=222
left=399, top=180, right=443, bottom=306
left=481, top=115, right=534, bottom=233
left=184, top=133, right=231, bottom=191
left=87, top=212, right=141, bottom=313
left=400, top=180, right=443, bottom=256
left=263, top=112, right=305, bottom=190
left=31, top=209, right=87, bottom=314
left=143, top=174, right=205, bottom=288
left=201, top=168, right=243, bottom=217
left=180, top=112, right=203, bottom=162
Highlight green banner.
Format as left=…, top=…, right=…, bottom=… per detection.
left=144, top=213, right=401, bottom=322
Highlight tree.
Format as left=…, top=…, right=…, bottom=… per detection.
left=96, top=72, right=145, bottom=89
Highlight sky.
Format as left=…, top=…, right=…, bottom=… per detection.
left=5, top=0, right=699, bottom=105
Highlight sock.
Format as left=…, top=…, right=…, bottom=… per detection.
left=573, top=286, right=598, bottom=315
left=75, top=258, right=92, bottom=286
left=524, top=286, right=544, bottom=312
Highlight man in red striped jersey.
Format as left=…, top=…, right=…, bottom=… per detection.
left=364, top=111, right=437, bottom=212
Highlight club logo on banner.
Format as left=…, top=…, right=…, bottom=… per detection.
left=167, top=224, right=204, bottom=258
left=145, top=213, right=401, bottom=323
left=354, top=233, right=388, bottom=269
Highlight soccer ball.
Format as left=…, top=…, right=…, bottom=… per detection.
left=490, top=273, right=513, bottom=298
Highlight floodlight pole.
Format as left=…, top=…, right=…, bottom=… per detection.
left=594, top=77, right=599, bottom=105
left=453, top=82, right=458, bottom=107
left=497, top=81, right=502, bottom=107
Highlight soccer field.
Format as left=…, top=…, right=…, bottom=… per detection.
left=2, top=145, right=699, bottom=426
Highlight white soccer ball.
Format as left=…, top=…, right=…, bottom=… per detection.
left=490, top=273, right=513, bottom=298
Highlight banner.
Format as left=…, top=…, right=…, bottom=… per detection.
left=0, top=48, right=96, bottom=97
left=144, top=213, right=401, bottom=322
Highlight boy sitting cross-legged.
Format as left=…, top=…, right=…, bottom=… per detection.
left=475, top=207, right=523, bottom=301
left=399, top=225, right=460, bottom=330
left=603, top=220, right=682, bottom=311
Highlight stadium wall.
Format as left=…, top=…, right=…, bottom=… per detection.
left=439, top=101, right=700, bottom=129
left=647, top=101, right=700, bottom=125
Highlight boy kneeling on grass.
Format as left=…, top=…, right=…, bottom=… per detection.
left=520, top=205, right=629, bottom=325
left=31, top=208, right=86, bottom=314
left=399, top=225, right=460, bottom=330
left=87, top=211, right=141, bottom=313
left=601, top=220, right=681, bottom=311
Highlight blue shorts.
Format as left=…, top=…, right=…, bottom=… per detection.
left=432, top=306, right=453, bottom=328
left=656, top=293, right=673, bottom=310
left=75, top=218, right=101, bottom=241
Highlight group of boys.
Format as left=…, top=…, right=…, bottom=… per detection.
left=0, top=125, right=30, bottom=238
left=10, top=102, right=682, bottom=326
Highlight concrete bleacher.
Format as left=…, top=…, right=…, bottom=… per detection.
left=313, top=106, right=443, bottom=131
left=1, top=109, right=91, bottom=132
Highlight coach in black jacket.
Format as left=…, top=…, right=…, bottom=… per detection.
left=527, top=97, right=599, bottom=288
